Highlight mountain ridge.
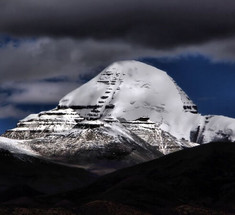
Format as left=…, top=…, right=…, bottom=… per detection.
left=1, top=60, right=235, bottom=173
left=9, top=141, right=235, bottom=215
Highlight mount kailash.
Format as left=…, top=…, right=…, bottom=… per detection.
left=1, top=61, right=235, bottom=173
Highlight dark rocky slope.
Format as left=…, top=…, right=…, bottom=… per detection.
left=0, top=148, right=97, bottom=199
left=46, top=142, right=235, bottom=214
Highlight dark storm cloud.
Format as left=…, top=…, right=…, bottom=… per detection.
left=1, top=0, right=235, bottom=120
left=1, top=0, right=235, bottom=49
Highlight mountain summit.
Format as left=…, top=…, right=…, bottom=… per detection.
left=59, top=60, right=198, bottom=140
left=2, top=60, right=235, bottom=172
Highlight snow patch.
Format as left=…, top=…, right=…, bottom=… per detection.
left=0, top=137, right=38, bottom=156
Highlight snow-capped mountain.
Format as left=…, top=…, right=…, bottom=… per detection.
left=2, top=60, right=235, bottom=172
left=58, top=61, right=200, bottom=140
left=57, top=60, right=235, bottom=143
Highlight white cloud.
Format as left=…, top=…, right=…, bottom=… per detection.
left=3, top=81, right=79, bottom=104
left=0, top=104, right=29, bottom=119
left=1, top=36, right=235, bottom=85
left=0, top=37, right=159, bottom=84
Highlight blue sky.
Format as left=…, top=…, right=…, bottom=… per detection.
left=1, top=1, right=235, bottom=134
left=141, top=56, right=235, bottom=118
